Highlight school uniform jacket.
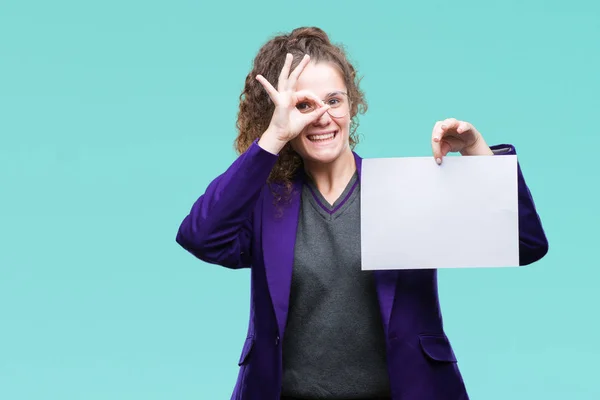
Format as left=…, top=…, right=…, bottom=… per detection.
left=175, top=141, right=549, bottom=400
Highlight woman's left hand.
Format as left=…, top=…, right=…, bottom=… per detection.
left=431, top=118, right=494, bottom=164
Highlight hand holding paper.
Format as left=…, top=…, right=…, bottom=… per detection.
left=431, top=118, right=495, bottom=164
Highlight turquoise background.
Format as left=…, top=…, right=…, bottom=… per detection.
left=1, top=0, right=598, bottom=398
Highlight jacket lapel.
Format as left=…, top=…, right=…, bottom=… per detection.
left=262, top=179, right=302, bottom=338
left=262, top=152, right=399, bottom=340
left=354, top=152, right=399, bottom=336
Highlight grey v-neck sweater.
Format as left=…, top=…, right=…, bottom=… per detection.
left=281, top=173, right=391, bottom=399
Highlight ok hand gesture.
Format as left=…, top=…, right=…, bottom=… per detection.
left=256, top=54, right=331, bottom=154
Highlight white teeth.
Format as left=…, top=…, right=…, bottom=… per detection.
left=308, top=132, right=335, bottom=141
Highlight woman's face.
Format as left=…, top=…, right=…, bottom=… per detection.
left=290, top=61, right=352, bottom=167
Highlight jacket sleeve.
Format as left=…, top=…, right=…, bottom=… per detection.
left=491, top=144, right=549, bottom=265
left=175, top=140, right=279, bottom=269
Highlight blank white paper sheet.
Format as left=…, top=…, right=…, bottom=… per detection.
left=360, top=155, right=519, bottom=270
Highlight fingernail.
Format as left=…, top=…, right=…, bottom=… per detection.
left=436, top=158, right=442, bottom=165
left=441, top=125, right=447, bottom=129
left=433, top=136, right=439, bottom=142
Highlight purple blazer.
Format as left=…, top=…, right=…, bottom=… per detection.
left=176, top=141, right=548, bottom=400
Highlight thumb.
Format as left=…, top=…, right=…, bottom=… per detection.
left=440, top=140, right=452, bottom=158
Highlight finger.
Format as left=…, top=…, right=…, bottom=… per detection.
left=277, top=53, right=294, bottom=92
left=294, top=89, right=324, bottom=107
left=440, top=118, right=459, bottom=132
left=432, top=140, right=443, bottom=165
left=432, top=120, right=459, bottom=164
left=256, top=75, right=279, bottom=103
left=301, top=103, right=331, bottom=125
left=431, top=122, right=444, bottom=164
left=287, top=54, right=311, bottom=89
left=440, top=140, right=452, bottom=158
left=456, top=121, right=471, bottom=134
left=432, top=121, right=443, bottom=143
left=432, top=136, right=454, bottom=165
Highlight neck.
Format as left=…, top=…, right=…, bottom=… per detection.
left=303, top=149, right=356, bottom=202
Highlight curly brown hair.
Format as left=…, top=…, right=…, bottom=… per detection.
left=234, top=27, right=368, bottom=188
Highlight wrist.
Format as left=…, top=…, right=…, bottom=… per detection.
left=460, top=137, right=493, bottom=156
left=258, top=128, right=289, bottom=155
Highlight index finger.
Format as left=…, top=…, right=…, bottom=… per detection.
left=431, top=121, right=453, bottom=164
left=431, top=121, right=444, bottom=164
left=294, top=89, right=324, bottom=106
left=256, top=75, right=279, bottom=103
left=277, top=53, right=294, bottom=92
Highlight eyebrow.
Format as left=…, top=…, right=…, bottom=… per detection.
left=325, top=91, right=347, bottom=97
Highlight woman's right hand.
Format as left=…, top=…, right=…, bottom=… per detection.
left=256, top=53, right=330, bottom=154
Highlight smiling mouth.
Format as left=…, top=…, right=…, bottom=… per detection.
left=307, top=131, right=337, bottom=142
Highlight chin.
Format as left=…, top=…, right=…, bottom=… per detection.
left=304, top=149, right=344, bottom=165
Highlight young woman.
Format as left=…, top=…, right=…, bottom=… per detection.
left=175, top=27, right=548, bottom=400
